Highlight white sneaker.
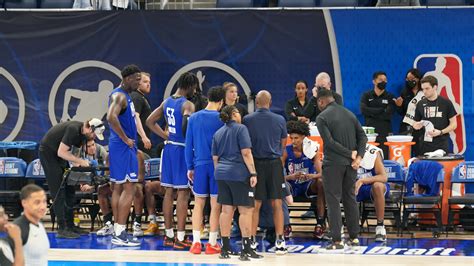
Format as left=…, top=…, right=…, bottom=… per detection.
left=375, top=225, right=387, bottom=242
left=96, top=221, right=114, bottom=236
left=340, top=226, right=345, bottom=241
left=275, top=239, right=288, bottom=255
left=133, top=222, right=144, bottom=237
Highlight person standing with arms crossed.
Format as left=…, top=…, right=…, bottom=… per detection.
left=316, top=89, right=367, bottom=252
left=243, top=90, right=288, bottom=255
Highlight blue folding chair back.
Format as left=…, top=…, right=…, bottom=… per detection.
left=144, top=158, right=161, bottom=180
left=26, top=158, right=46, bottom=180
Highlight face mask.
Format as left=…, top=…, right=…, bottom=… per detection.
left=406, top=80, right=416, bottom=89
left=377, top=81, right=387, bottom=90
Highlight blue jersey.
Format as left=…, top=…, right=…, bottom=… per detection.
left=108, top=88, right=137, bottom=143
left=406, top=160, right=443, bottom=196
left=185, top=110, right=224, bottom=170
left=163, top=96, right=187, bottom=143
left=357, top=167, right=376, bottom=179
left=285, top=145, right=315, bottom=185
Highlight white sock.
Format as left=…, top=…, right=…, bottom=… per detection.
left=115, top=224, right=126, bottom=236
left=209, top=231, right=218, bottom=246
left=177, top=231, right=186, bottom=242
left=192, top=230, right=201, bottom=244
left=165, top=228, right=174, bottom=238
left=113, top=223, right=118, bottom=233
left=148, top=215, right=157, bottom=224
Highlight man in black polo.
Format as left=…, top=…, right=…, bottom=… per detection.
left=39, top=118, right=105, bottom=238
left=130, top=72, right=153, bottom=157
left=316, top=89, right=367, bottom=252
left=243, top=90, right=288, bottom=255
left=360, top=71, right=395, bottom=158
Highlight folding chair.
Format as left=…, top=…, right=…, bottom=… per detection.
left=0, top=157, right=27, bottom=218
left=447, top=161, right=474, bottom=236
left=402, top=160, right=445, bottom=238
left=360, top=160, right=405, bottom=234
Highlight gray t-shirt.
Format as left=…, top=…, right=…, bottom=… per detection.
left=13, top=215, right=49, bottom=266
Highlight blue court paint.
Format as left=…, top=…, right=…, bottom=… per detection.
left=47, top=233, right=474, bottom=256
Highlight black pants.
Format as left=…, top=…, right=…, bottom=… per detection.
left=39, top=146, right=76, bottom=230
left=322, top=164, right=360, bottom=242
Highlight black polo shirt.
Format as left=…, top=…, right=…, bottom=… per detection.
left=360, top=89, right=395, bottom=136
left=304, top=91, right=343, bottom=122
left=130, top=90, right=152, bottom=140
left=285, top=96, right=309, bottom=121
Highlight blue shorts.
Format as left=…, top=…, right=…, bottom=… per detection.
left=191, top=163, right=218, bottom=198
left=109, top=141, right=138, bottom=184
left=161, top=144, right=188, bottom=189
left=356, top=183, right=390, bottom=202
left=289, top=181, right=317, bottom=198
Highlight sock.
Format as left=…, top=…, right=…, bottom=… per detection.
left=377, top=220, right=384, bottom=226
left=221, top=236, right=230, bottom=251
left=115, top=224, right=126, bottom=236
left=317, top=217, right=325, bottom=226
left=251, top=235, right=256, bottom=243
left=134, top=214, right=142, bottom=224
left=113, top=223, right=119, bottom=234
left=276, top=234, right=284, bottom=241
left=192, top=230, right=201, bottom=244
left=148, top=214, right=157, bottom=224
left=165, top=228, right=174, bottom=238
left=104, top=212, right=113, bottom=224
left=242, top=237, right=251, bottom=252
left=209, top=231, right=218, bottom=246
left=177, top=231, right=186, bottom=242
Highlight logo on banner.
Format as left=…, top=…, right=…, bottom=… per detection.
left=0, top=67, right=26, bottom=141
left=48, top=60, right=122, bottom=126
left=414, top=54, right=466, bottom=154
left=164, top=60, right=254, bottom=111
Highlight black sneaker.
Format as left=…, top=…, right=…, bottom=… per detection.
left=57, top=229, right=80, bottom=239
left=70, top=226, right=89, bottom=235
left=346, top=238, right=360, bottom=247
left=219, top=249, right=239, bottom=259
left=321, top=242, right=344, bottom=254
left=240, top=250, right=264, bottom=261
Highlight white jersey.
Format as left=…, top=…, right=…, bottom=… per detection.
left=14, top=215, right=49, bottom=266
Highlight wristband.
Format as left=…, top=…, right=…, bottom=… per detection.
left=250, top=173, right=257, bottom=177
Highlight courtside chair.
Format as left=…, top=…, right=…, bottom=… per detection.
left=446, top=161, right=474, bottom=236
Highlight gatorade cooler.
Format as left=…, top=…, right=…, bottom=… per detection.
left=384, top=135, right=415, bottom=167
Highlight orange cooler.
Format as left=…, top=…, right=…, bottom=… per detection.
left=384, top=141, right=416, bottom=167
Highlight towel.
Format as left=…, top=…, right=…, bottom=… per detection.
left=302, top=137, right=320, bottom=160
left=424, top=149, right=446, bottom=158
left=360, top=144, right=383, bottom=170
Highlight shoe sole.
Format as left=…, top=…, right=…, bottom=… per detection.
left=275, top=250, right=288, bottom=255
left=111, top=239, right=141, bottom=247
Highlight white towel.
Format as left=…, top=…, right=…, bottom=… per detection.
left=360, top=144, right=383, bottom=170
left=424, top=149, right=446, bottom=158
left=421, top=120, right=435, bottom=142
left=403, top=90, right=424, bottom=126
left=302, top=137, right=320, bottom=160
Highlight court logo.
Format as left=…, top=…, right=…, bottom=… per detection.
left=164, top=60, right=254, bottom=111
left=414, top=54, right=466, bottom=154
left=48, top=60, right=122, bottom=126
left=0, top=67, right=26, bottom=141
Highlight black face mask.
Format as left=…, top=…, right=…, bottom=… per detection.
left=406, top=80, right=417, bottom=89
left=377, top=81, right=387, bottom=90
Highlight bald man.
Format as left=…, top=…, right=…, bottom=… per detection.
left=243, top=90, right=288, bottom=255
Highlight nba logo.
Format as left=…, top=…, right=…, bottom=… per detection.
left=459, top=164, right=466, bottom=179
left=414, top=54, right=466, bottom=154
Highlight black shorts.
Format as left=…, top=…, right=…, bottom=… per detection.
left=217, top=180, right=255, bottom=207
left=254, top=158, right=285, bottom=200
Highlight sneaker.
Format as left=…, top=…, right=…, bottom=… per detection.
left=322, top=242, right=344, bottom=254
left=219, top=249, right=239, bottom=259
left=174, top=237, right=192, bottom=250
left=70, top=225, right=89, bottom=235
left=111, top=231, right=141, bottom=247
left=163, top=236, right=175, bottom=247
left=375, top=225, right=387, bottom=242
left=144, top=222, right=158, bottom=236
left=301, top=210, right=316, bottom=220
left=313, top=224, right=326, bottom=239
left=205, top=242, right=221, bottom=255
left=240, top=250, right=264, bottom=261
left=57, top=229, right=80, bottom=239
left=346, top=238, right=360, bottom=247
left=274, top=239, right=288, bottom=255
left=250, top=239, right=258, bottom=252
left=97, top=221, right=114, bottom=236
left=133, top=222, right=144, bottom=237
left=190, top=242, right=202, bottom=254
left=284, top=225, right=292, bottom=238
